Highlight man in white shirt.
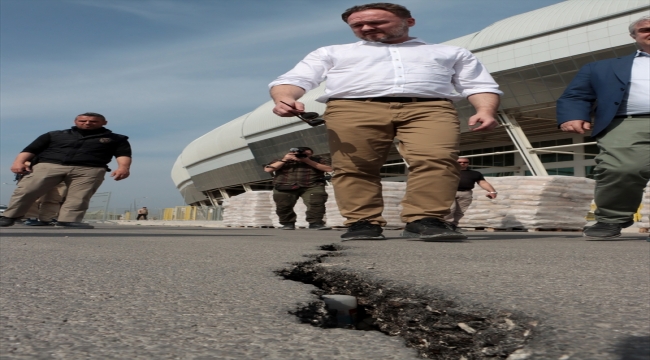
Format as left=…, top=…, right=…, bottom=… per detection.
left=557, top=16, right=650, bottom=239
left=269, top=3, right=502, bottom=241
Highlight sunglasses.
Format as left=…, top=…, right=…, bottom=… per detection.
left=280, top=101, right=325, bottom=127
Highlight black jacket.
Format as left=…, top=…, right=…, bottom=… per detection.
left=23, top=127, right=131, bottom=169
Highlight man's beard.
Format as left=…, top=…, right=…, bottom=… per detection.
left=358, top=21, right=409, bottom=43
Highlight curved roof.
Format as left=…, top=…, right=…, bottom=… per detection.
left=180, top=112, right=251, bottom=167
left=171, top=155, right=191, bottom=188
left=241, top=83, right=327, bottom=138
left=444, top=0, right=649, bottom=50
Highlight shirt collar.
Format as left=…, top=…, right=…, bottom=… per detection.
left=635, top=50, right=650, bottom=57
left=359, top=37, right=428, bottom=45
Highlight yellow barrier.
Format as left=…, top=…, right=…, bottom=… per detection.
left=160, top=206, right=221, bottom=221
left=587, top=203, right=643, bottom=221
left=163, top=208, right=174, bottom=221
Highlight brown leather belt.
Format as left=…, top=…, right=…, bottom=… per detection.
left=329, top=97, right=451, bottom=103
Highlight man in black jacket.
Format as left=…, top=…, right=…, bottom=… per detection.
left=0, top=112, right=132, bottom=229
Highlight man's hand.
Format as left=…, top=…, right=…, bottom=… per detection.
left=10, top=152, right=36, bottom=174
left=270, top=84, right=306, bottom=117
left=10, top=162, right=31, bottom=174
left=111, top=168, right=130, bottom=181
left=273, top=100, right=306, bottom=117
left=486, top=192, right=497, bottom=199
left=560, top=120, right=591, bottom=134
left=466, top=93, right=500, bottom=132
left=282, top=153, right=300, bottom=162
left=468, top=112, right=498, bottom=131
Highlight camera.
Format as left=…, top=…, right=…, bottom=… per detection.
left=289, top=147, right=309, bottom=158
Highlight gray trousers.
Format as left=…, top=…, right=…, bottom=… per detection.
left=4, top=163, right=105, bottom=222
left=592, top=116, right=650, bottom=223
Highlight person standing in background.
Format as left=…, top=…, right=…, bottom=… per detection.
left=444, top=157, right=497, bottom=230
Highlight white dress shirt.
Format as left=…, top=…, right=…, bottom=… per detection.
left=269, top=38, right=502, bottom=103
left=616, top=50, right=650, bottom=116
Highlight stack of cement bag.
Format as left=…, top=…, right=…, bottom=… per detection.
left=638, top=182, right=650, bottom=229
left=459, top=176, right=595, bottom=230
left=325, top=186, right=346, bottom=227
left=381, top=181, right=407, bottom=227
left=325, top=182, right=406, bottom=228
left=222, top=191, right=275, bottom=227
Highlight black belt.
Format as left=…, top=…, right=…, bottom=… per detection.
left=329, top=97, right=450, bottom=103
left=614, top=113, right=650, bottom=119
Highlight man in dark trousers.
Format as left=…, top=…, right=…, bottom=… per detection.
left=264, top=147, right=333, bottom=230
left=444, top=157, right=497, bottom=229
left=557, top=16, right=650, bottom=239
left=0, top=112, right=132, bottom=229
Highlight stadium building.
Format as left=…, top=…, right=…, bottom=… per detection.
left=171, top=0, right=650, bottom=207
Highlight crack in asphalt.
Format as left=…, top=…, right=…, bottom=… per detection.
left=276, top=244, right=539, bottom=359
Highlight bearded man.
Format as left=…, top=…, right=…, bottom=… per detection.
left=269, top=3, right=501, bottom=241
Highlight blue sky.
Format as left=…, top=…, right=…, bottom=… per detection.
left=0, top=0, right=566, bottom=210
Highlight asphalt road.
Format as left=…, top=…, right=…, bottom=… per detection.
left=0, top=224, right=648, bottom=359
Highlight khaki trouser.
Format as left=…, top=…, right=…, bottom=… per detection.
left=445, top=190, right=474, bottom=226
left=593, top=117, right=650, bottom=223
left=272, top=185, right=328, bottom=224
left=3, top=163, right=106, bottom=222
left=324, top=99, right=460, bottom=226
left=23, top=182, right=68, bottom=221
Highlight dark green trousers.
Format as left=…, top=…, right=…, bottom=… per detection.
left=273, top=185, right=328, bottom=224
left=593, top=117, right=650, bottom=223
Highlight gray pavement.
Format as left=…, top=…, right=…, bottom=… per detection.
left=0, top=224, right=648, bottom=359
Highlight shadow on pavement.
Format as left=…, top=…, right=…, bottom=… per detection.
left=614, top=335, right=650, bottom=360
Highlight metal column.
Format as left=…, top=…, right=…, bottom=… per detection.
left=218, top=188, right=230, bottom=199
left=205, top=191, right=220, bottom=208
left=497, top=112, right=548, bottom=176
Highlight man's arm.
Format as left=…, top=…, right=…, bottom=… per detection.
left=556, top=64, right=595, bottom=134
left=10, top=152, right=36, bottom=174
left=467, top=93, right=500, bottom=131
left=270, top=85, right=307, bottom=116
left=111, top=156, right=131, bottom=181
left=264, top=153, right=300, bottom=173
left=477, top=179, right=497, bottom=199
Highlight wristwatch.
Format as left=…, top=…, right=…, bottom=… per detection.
left=489, top=191, right=498, bottom=194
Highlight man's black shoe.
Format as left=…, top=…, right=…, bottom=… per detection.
left=24, top=219, right=54, bottom=226
left=54, top=221, right=94, bottom=229
left=0, top=217, right=17, bottom=227
left=583, top=220, right=634, bottom=239
left=402, top=217, right=467, bottom=241
left=309, top=223, right=331, bottom=230
left=340, top=220, right=385, bottom=241
left=279, top=223, right=295, bottom=230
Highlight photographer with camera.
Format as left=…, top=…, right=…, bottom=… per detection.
left=264, top=147, right=333, bottom=230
